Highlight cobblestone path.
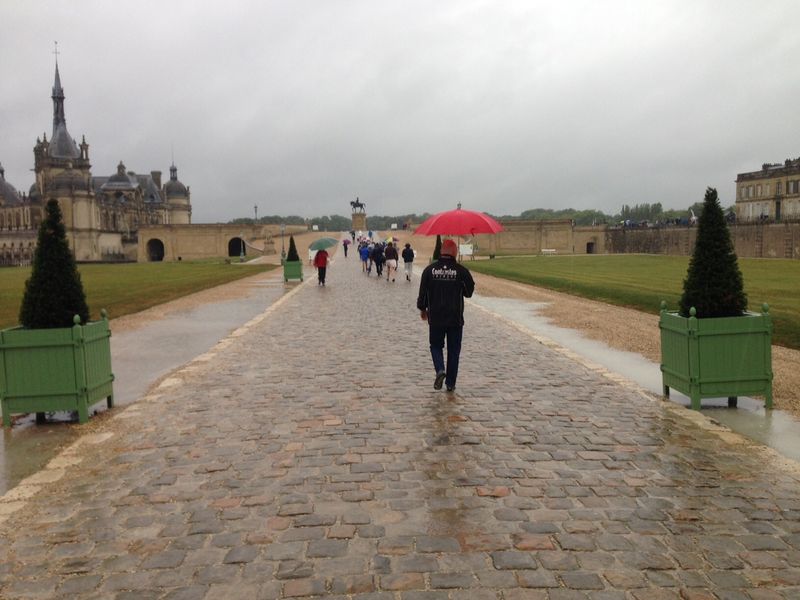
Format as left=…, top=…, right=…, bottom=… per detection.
left=2, top=254, right=800, bottom=599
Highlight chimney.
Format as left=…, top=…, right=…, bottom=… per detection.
left=151, top=170, right=162, bottom=189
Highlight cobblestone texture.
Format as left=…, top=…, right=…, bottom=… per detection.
left=2, top=256, right=800, bottom=598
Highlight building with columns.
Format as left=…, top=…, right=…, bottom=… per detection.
left=0, top=60, right=191, bottom=264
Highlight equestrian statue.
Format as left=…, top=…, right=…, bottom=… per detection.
left=350, top=197, right=366, bottom=213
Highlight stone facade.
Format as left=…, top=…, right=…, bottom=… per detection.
left=0, top=62, right=191, bottom=264
left=736, top=157, right=800, bottom=222
left=475, top=220, right=606, bottom=256
left=138, top=224, right=275, bottom=262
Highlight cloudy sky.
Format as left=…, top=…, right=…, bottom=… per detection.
left=2, top=1, right=799, bottom=223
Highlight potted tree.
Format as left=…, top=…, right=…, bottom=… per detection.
left=1, top=200, right=114, bottom=426
left=659, top=187, right=772, bottom=410
left=431, top=234, right=442, bottom=263
left=283, top=235, right=303, bottom=282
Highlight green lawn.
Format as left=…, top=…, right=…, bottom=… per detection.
left=0, top=261, right=276, bottom=330
left=469, top=255, right=800, bottom=350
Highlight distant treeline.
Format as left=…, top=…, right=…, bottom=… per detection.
left=229, top=202, right=735, bottom=229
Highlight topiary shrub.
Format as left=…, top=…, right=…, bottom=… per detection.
left=679, top=187, right=747, bottom=318
left=286, top=235, right=300, bottom=262
left=432, top=234, right=442, bottom=260
left=19, top=199, right=89, bottom=329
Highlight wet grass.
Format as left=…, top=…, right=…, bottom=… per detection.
left=469, top=254, right=800, bottom=350
left=0, top=261, right=275, bottom=329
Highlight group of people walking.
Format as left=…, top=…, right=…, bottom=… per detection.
left=313, top=234, right=474, bottom=395
left=356, top=239, right=416, bottom=282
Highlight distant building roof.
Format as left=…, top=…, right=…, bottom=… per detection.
left=0, top=163, right=22, bottom=206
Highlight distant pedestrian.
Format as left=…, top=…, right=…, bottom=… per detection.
left=401, top=242, right=414, bottom=281
left=371, top=243, right=384, bottom=278
left=359, top=243, right=370, bottom=273
left=416, top=239, right=474, bottom=392
left=384, top=242, right=399, bottom=282
left=343, top=240, right=349, bottom=258
left=313, top=248, right=329, bottom=286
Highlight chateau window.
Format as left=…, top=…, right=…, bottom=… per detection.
left=757, top=184, right=762, bottom=197
left=765, top=183, right=770, bottom=196
left=777, top=181, right=783, bottom=195
left=789, top=181, right=798, bottom=194
left=740, top=187, right=746, bottom=199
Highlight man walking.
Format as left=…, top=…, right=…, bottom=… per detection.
left=416, top=239, right=475, bottom=392
left=401, top=242, right=415, bottom=281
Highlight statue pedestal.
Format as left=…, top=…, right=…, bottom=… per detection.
left=352, top=213, right=367, bottom=231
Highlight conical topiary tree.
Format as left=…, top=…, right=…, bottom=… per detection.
left=286, top=235, right=300, bottom=262
left=432, top=234, right=442, bottom=260
left=20, top=199, right=90, bottom=329
left=679, top=187, right=747, bottom=318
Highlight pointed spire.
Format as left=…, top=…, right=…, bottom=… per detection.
left=52, top=63, right=66, bottom=128
left=47, top=45, right=80, bottom=160
left=170, top=162, right=178, bottom=181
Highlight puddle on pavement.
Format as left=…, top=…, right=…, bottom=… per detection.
left=470, top=294, right=800, bottom=464
left=0, top=273, right=293, bottom=496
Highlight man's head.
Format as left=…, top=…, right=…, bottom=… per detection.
left=441, top=239, right=458, bottom=258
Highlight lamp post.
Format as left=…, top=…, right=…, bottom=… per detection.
left=239, top=231, right=245, bottom=262
left=254, top=204, right=258, bottom=223
left=280, top=223, right=286, bottom=264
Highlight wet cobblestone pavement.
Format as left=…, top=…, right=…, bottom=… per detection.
left=2, top=255, right=800, bottom=599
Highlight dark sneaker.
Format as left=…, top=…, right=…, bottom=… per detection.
left=446, top=386, right=455, bottom=392
left=434, top=370, right=446, bottom=390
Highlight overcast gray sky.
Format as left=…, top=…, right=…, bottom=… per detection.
left=2, top=0, right=799, bottom=223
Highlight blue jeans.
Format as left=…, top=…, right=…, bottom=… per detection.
left=429, top=325, right=463, bottom=389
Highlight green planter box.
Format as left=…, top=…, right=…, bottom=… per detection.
left=659, top=303, right=772, bottom=410
left=283, top=260, right=303, bottom=282
left=1, top=313, right=114, bottom=426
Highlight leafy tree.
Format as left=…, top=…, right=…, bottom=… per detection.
left=20, top=199, right=90, bottom=328
left=286, top=235, right=300, bottom=262
left=679, top=188, right=747, bottom=318
left=432, top=235, right=442, bottom=260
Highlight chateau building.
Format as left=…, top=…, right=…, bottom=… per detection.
left=735, top=158, right=800, bottom=222
left=0, top=61, right=191, bottom=265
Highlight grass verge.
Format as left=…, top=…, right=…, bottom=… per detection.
left=0, top=261, right=276, bottom=329
left=468, top=254, right=800, bottom=350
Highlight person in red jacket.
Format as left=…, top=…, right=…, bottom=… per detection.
left=313, top=249, right=329, bottom=286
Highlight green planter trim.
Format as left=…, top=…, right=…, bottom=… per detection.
left=659, top=304, right=772, bottom=410
left=283, top=260, right=303, bottom=282
left=1, top=314, right=114, bottom=426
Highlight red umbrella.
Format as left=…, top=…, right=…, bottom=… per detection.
left=414, top=205, right=503, bottom=236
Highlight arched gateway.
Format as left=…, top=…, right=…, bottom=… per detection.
left=146, top=239, right=165, bottom=262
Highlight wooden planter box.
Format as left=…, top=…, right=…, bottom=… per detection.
left=283, top=260, right=303, bottom=282
left=659, top=303, right=772, bottom=410
left=1, top=313, right=114, bottom=426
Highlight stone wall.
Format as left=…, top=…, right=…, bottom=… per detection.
left=606, top=222, right=800, bottom=259
left=138, top=224, right=276, bottom=262
left=470, top=220, right=800, bottom=259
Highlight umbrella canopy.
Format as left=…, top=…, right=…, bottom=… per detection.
left=309, top=237, right=339, bottom=251
left=383, top=235, right=398, bottom=244
left=342, top=238, right=351, bottom=245
left=414, top=206, right=503, bottom=236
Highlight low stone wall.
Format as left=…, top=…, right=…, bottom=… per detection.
left=470, top=220, right=800, bottom=259
left=475, top=220, right=606, bottom=256
left=138, top=224, right=276, bottom=262
left=607, top=222, right=800, bottom=259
